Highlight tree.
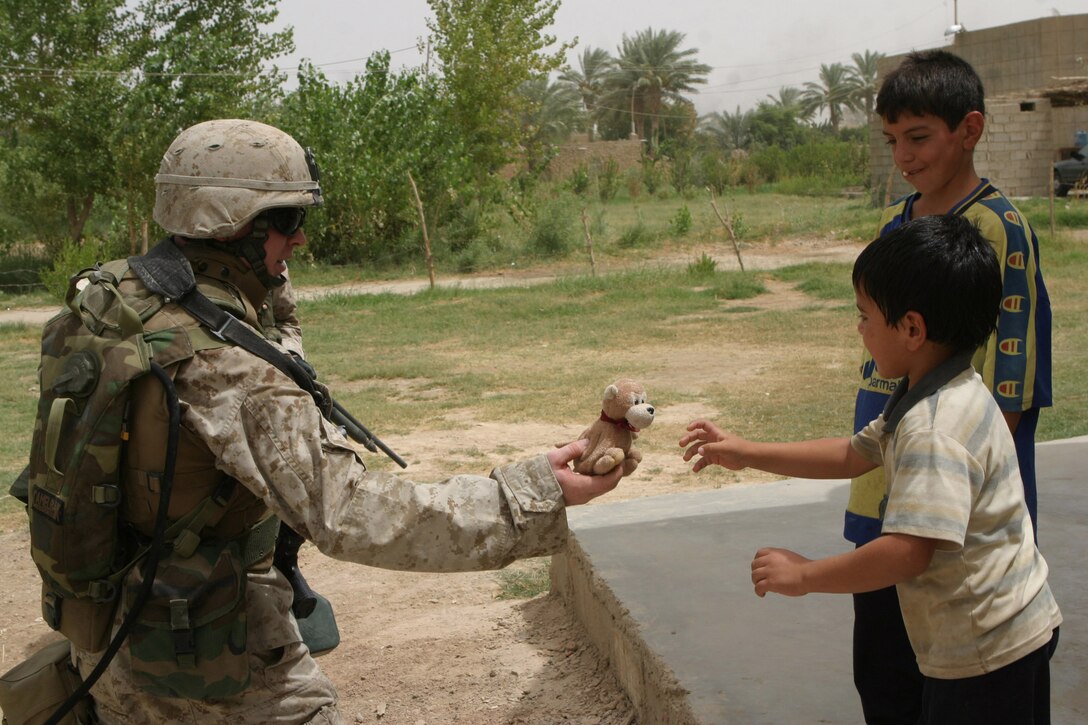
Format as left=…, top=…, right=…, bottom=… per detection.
left=603, top=27, right=711, bottom=151
left=117, top=0, right=292, bottom=249
left=559, top=46, right=613, bottom=141
left=699, top=107, right=752, bottom=151
left=800, top=63, right=859, bottom=134
left=765, top=85, right=813, bottom=123
left=748, top=102, right=809, bottom=150
left=517, top=75, right=582, bottom=171
left=846, top=50, right=884, bottom=119
left=274, top=56, right=472, bottom=265
left=426, top=0, right=573, bottom=181
left=0, top=0, right=293, bottom=247
left=0, top=0, right=131, bottom=245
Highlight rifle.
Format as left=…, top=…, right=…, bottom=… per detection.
left=273, top=358, right=407, bottom=620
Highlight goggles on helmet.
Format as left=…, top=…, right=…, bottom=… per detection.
left=264, top=207, right=307, bottom=237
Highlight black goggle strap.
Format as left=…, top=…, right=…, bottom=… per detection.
left=237, top=215, right=283, bottom=289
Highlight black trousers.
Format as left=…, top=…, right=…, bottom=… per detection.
left=920, top=629, right=1058, bottom=725
left=853, top=586, right=923, bottom=725
left=853, top=586, right=1058, bottom=725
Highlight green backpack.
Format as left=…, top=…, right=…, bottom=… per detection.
left=18, top=260, right=192, bottom=652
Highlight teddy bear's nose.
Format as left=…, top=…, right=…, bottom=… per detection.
left=647, top=406, right=655, bottom=415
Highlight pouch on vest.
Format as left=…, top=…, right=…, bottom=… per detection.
left=0, top=639, right=95, bottom=725
left=25, top=263, right=154, bottom=653
left=123, top=538, right=249, bottom=699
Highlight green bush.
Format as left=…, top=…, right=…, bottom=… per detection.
left=750, top=145, right=787, bottom=183
left=668, top=150, right=694, bottom=193
left=567, top=164, right=591, bottom=196
left=786, top=140, right=867, bottom=183
left=40, top=237, right=125, bottom=302
left=687, top=252, right=717, bottom=277
left=617, top=219, right=657, bottom=249
left=641, top=159, right=663, bottom=195
left=670, top=204, right=693, bottom=236
left=527, top=197, right=577, bottom=256
left=625, top=167, right=642, bottom=199
left=595, top=158, right=621, bottom=202
left=709, top=273, right=765, bottom=300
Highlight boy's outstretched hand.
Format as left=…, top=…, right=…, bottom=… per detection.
left=679, top=419, right=749, bottom=472
left=751, top=547, right=812, bottom=597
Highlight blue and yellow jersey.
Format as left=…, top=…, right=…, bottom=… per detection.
left=844, top=180, right=1053, bottom=545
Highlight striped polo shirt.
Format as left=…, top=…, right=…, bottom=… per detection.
left=851, top=354, right=1061, bottom=678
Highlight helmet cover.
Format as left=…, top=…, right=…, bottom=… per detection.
left=154, top=119, right=322, bottom=239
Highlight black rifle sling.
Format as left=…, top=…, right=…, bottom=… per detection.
left=129, top=239, right=327, bottom=410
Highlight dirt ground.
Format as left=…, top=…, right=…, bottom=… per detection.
left=0, top=237, right=863, bottom=724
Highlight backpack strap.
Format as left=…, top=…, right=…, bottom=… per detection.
left=129, top=239, right=328, bottom=411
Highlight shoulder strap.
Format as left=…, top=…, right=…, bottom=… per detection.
left=129, top=240, right=328, bottom=411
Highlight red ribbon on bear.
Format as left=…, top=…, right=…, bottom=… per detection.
left=599, top=410, right=639, bottom=432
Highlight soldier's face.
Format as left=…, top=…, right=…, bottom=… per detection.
left=264, top=226, right=306, bottom=277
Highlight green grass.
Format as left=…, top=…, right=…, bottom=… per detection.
left=490, top=191, right=878, bottom=269
left=770, top=262, right=856, bottom=301
left=496, top=557, right=552, bottom=600
left=294, top=265, right=782, bottom=441
left=0, top=323, right=44, bottom=507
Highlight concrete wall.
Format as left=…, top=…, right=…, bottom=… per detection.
left=869, top=13, right=1088, bottom=201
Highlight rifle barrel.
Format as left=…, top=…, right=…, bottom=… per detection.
left=331, top=401, right=408, bottom=469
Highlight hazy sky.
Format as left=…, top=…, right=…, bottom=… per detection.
left=271, top=1, right=1084, bottom=115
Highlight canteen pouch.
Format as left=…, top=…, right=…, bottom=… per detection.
left=296, top=592, right=340, bottom=657
left=123, top=540, right=248, bottom=699
left=0, top=639, right=94, bottom=725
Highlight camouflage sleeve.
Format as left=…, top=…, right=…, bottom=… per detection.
left=175, top=347, right=570, bottom=572
left=268, top=273, right=304, bottom=357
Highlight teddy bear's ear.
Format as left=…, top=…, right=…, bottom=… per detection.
left=603, top=384, right=620, bottom=401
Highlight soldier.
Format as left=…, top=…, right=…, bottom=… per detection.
left=65, top=119, right=624, bottom=724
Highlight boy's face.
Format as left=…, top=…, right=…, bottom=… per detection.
left=882, top=111, right=983, bottom=204
left=856, top=290, right=910, bottom=380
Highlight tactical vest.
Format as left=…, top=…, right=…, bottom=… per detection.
left=23, top=248, right=279, bottom=699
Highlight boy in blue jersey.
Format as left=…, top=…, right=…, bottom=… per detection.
left=847, top=50, right=1052, bottom=724
left=681, top=214, right=1060, bottom=725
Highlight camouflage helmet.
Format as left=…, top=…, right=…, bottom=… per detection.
left=153, top=119, right=322, bottom=239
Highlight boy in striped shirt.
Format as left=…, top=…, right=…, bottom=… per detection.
left=681, top=214, right=1060, bottom=725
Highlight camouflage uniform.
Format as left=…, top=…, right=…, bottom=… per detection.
left=64, top=120, right=572, bottom=724
left=74, top=241, right=569, bottom=725
left=263, top=272, right=304, bottom=357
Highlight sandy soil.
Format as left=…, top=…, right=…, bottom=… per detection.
left=0, top=236, right=863, bottom=724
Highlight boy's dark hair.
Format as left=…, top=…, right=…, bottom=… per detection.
left=852, top=214, right=1000, bottom=353
left=876, top=50, right=985, bottom=131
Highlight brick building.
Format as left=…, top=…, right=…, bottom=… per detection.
left=869, top=13, right=1088, bottom=202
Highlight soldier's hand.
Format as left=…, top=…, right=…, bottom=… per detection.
left=548, top=439, right=623, bottom=505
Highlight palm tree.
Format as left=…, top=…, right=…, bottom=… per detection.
left=846, top=50, right=885, bottom=119
left=602, top=27, right=711, bottom=150
left=519, top=76, right=582, bottom=142
left=559, top=46, right=614, bottom=141
left=764, top=85, right=812, bottom=123
left=517, top=75, right=583, bottom=170
left=801, top=63, right=859, bottom=134
left=699, top=106, right=752, bottom=151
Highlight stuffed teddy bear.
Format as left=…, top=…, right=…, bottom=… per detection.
left=574, top=378, right=655, bottom=476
